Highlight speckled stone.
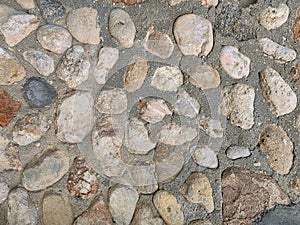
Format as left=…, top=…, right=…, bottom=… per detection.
left=0, top=138, right=22, bottom=172
left=292, top=8, right=300, bottom=42
left=39, top=0, right=66, bottom=23
left=0, top=88, right=21, bottom=127
left=198, top=118, right=224, bottom=138
left=259, top=4, right=289, bottom=30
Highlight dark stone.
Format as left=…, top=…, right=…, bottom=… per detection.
left=23, top=77, right=58, bottom=108
left=39, top=0, right=66, bottom=23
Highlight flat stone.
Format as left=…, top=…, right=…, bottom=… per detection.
left=67, top=7, right=100, bottom=45
left=153, top=190, right=184, bottom=225
left=23, top=77, right=58, bottom=108
left=258, top=124, right=294, bottom=175
left=56, top=91, right=94, bottom=143
left=7, top=188, right=38, bottom=225
left=260, top=67, right=297, bottom=116
left=198, top=118, right=223, bottom=138
left=259, top=4, right=289, bottom=30
left=175, top=89, right=200, bottom=118
left=174, top=14, right=213, bottom=56
left=0, top=137, right=22, bottom=172
left=151, top=66, right=183, bottom=92
left=41, top=190, right=73, bottom=225
left=219, top=83, right=255, bottom=130
left=226, top=146, right=251, bottom=160
left=95, top=88, right=127, bottom=115
left=259, top=38, right=296, bottom=64
left=220, top=46, right=251, bottom=79
left=124, top=57, right=148, bottom=92
left=23, top=49, right=54, bottom=76
left=0, top=182, right=9, bottom=204
left=0, top=47, right=26, bottom=85
left=39, top=0, right=66, bottom=23
left=292, top=8, right=300, bottom=41
left=143, top=28, right=174, bottom=59
left=15, top=0, right=35, bottom=9
left=291, top=176, right=300, bottom=195
left=56, top=45, right=91, bottom=88
left=37, top=25, right=72, bottom=54
left=188, top=64, right=220, bottom=90
left=0, top=88, right=21, bottom=127
left=67, top=157, right=98, bottom=199
left=131, top=202, right=164, bottom=225
left=180, top=172, right=214, bottom=213
left=191, top=145, right=218, bottom=169
left=12, top=113, right=50, bottom=146
left=94, top=47, right=119, bottom=85
left=22, top=146, right=69, bottom=191
left=73, top=195, right=113, bottom=225
left=109, top=185, right=139, bottom=225
left=189, top=218, right=213, bottom=225
left=109, top=9, right=136, bottom=48
left=222, top=167, right=290, bottom=225
left=158, top=122, right=197, bottom=146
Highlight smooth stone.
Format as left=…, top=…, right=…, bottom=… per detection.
left=0, top=88, right=21, bottom=127
left=220, top=46, right=251, bottom=79
left=16, top=0, right=35, bottom=9
left=192, top=145, right=218, bottom=169
left=226, top=146, right=251, bottom=159
left=259, top=4, right=289, bottom=30
left=23, top=49, right=55, bottom=76
left=131, top=202, right=164, bottom=225
left=56, top=91, right=94, bottom=143
left=219, top=83, right=255, bottom=130
left=67, top=7, right=100, bottom=45
left=151, top=66, right=183, bottom=92
left=198, top=118, right=224, bottom=138
left=258, top=124, right=294, bottom=175
left=37, top=25, right=72, bottom=54
left=109, top=9, right=136, bottom=48
left=175, top=89, right=200, bottom=118
left=0, top=137, right=22, bottom=172
left=23, top=77, right=58, bottom=108
left=260, top=67, right=297, bottom=116
left=292, top=8, right=300, bottom=41
left=0, top=182, right=9, bottom=204
left=22, top=146, right=69, bottom=191
left=39, top=0, right=66, bottom=23
left=173, top=14, right=213, bottom=56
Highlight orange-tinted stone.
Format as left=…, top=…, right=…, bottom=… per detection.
left=0, top=88, right=21, bottom=127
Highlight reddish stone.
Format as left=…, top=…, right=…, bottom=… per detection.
left=112, top=0, right=147, bottom=5
left=290, top=62, right=300, bottom=85
left=292, top=10, right=300, bottom=41
left=0, top=88, right=21, bottom=127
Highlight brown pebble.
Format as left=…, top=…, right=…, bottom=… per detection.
left=0, top=88, right=21, bottom=127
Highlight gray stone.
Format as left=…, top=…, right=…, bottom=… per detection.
left=0, top=182, right=9, bottom=204
left=226, top=146, right=251, bottom=160
left=259, top=4, right=289, bottom=30
left=192, top=145, right=218, bottom=169
left=198, top=118, right=223, bottom=138
left=0, top=137, right=22, bottom=172
left=189, top=218, right=213, bottom=225
left=175, top=89, right=200, bottom=118
left=39, top=0, right=66, bottom=23
left=295, top=114, right=300, bottom=132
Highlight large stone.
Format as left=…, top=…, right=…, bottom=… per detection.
left=191, top=145, right=218, bottom=169
left=0, top=137, right=22, bottom=172
left=259, top=4, right=289, bottom=30
left=0, top=88, right=21, bottom=127
left=15, top=0, right=35, bottom=9
left=175, top=89, right=200, bottom=118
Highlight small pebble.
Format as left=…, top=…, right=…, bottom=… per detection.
left=15, top=0, right=35, bottom=9
left=0, top=182, right=9, bottom=204
left=259, top=3, right=289, bottom=30
left=39, top=0, right=66, bottom=23
left=0, top=138, right=22, bottom=172
left=226, top=146, right=251, bottom=160
left=198, top=118, right=224, bottom=138
left=174, top=89, right=200, bottom=118
left=0, top=88, right=21, bottom=127
left=201, top=0, right=218, bottom=7
left=192, top=145, right=218, bottom=169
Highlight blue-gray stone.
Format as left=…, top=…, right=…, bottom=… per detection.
left=39, top=0, right=66, bottom=23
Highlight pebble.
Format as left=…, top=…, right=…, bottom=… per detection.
left=94, top=47, right=119, bottom=85
left=0, top=47, right=26, bottom=85
left=109, top=9, right=136, bottom=48
left=143, top=28, right=174, bottom=59
left=41, top=190, right=73, bottom=225
left=95, top=88, right=128, bottom=115
left=222, top=167, right=290, bottom=225
left=0, top=88, right=21, bottom=127
left=226, top=146, right=251, bottom=160
left=39, top=0, right=66, bottom=23
left=188, top=64, right=221, bottom=90
left=73, top=195, right=113, bottom=225
left=201, top=0, right=218, bottom=7
left=56, top=91, right=94, bottom=143
left=23, top=77, right=58, bottom=108
left=7, top=188, right=38, bottom=225
left=67, top=7, right=100, bottom=45
left=292, top=9, right=300, bottom=41
left=23, top=49, right=55, bottom=76
left=15, top=0, right=35, bottom=9
left=259, top=38, right=296, bottom=64
left=0, top=182, right=9, bottom=204
left=109, top=185, right=139, bottom=225
left=258, top=124, right=293, bottom=175
left=154, top=145, right=185, bottom=183
left=0, top=5, right=40, bottom=47
left=138, top=98, right=172, bottom=124
left=0, top=138, right=22, bottom=172
left=174, top=14, right=213, bottom=56
left=198, top=118, right=223, bottom=138
left=153, top=190, right=184, bottom=225
left=259, top=4, right=289, bottom=30
left=22, top=146, right=69, bottom=191
left=260, top=67, right=297, bottom=116
left=189, top=218, right=213, bottom=225
left=124, top=57, right=148, bottom=92
left=219, top=84, right=255, bottom=130
left=220, top=46, right=251, bottom=79
left=175, top=89, right=200, bottom=118
left=180, top=172, right=214, bottom=213
left=191, top=145, right=218, bottom=169
left=56, top=45, right=91, bottom=88
left=291, top=177, right=300, bottom=195
left=112, top=0, right=147, bottom=5
left=131, top=202, right=164, bottom=225
left=37, top=25, right=72, bottom=54
left=151, top=66, right=183, bottom=92
left=12, top=113, right=50, bottom=146
left=67, top=157, right=99, bottom=199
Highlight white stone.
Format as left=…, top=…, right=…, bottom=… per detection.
left=198, top=118, right=223, bottom=138
left=192, top=145, right=218, bottom=168
left=226, top=146, right=251, bottom=159
left=259, top=4, right=289, bottom=30
left=175, top=89, right=200, bottom=118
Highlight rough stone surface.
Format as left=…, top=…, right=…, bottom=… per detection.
left=290, top=61, right=300, bottom=85
left=222, top=167, right=290, bottom=225
left=109, top=9, right=136, bottom=48
left=180, top=172, right=214, bottom=213
left=0, top=138, right=22, bottom=172
left=37, top=25, right=72, bottom=54
left=15, top=0, right=35, bottom=9
left=67, top=7, right=100, bottom=45
left=292, top=8, right=300, bottom=41
left=295, top=114, right=300, bottom=132
left=259, top=4, right=289, bottom=30
left=112, top=0, right=147, bottom=5
left=219, top=83, right=255, bottom=130
left=153, top=190, right=184, bottom=225
left=258, top=124, right=294, bottom=175
left=175, top=89, right=200, bottom=118
left=226, top=146, right=251, bottom=160
left=56, top=91, right=94, bottom=144
left=131, top=202, right=164, bottom=225
left=39, top=0, right=66, bottom=23
left=192, top=145, right=218, bottom=169
left=291, top=177, right=300, bottom=195
left=260, top=67, right=297, bottom=116
left=0, top=88, right=21, bottom=127
left=0, top=182, right=9, bottom=204
left=198, top=118, right=223, bottom=138
left=22, top=146, right=69, bottom=191
left=189, top=218, right=213, bottom=225
left=174, top=14, right=213, bottom=56
left=56, top=45, right=91, bottom=88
